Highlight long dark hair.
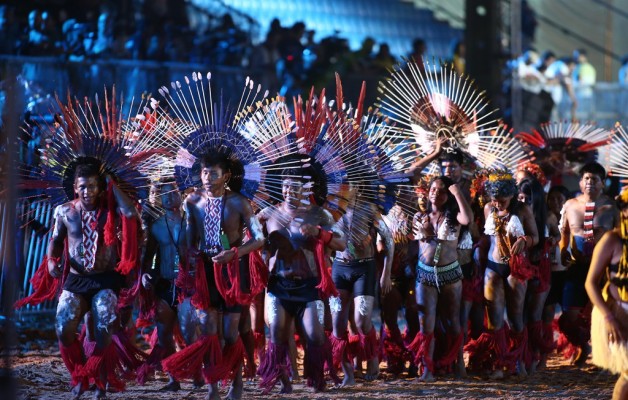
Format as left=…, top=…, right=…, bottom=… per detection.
left=519, top=177, right=547, bottom=256
left=426, top=175, right=460, bottom=233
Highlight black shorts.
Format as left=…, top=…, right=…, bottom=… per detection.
left=546, top=270, right=567, bottom=306
left=562, top=261, right=590, bottom=310
left=203, top=255, right=250, bottom=314
left=487, top=259, right=510, bottom=278
left=269, top=275, right=320, bottom=319
left=63, top=271, right=123, bottom=304
left=332, top=258, right=376, bottom=297
left=155, top=277, right=179, bottom=309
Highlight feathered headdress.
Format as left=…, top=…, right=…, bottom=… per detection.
left=607, top=123, right=628, bottom=183
left=153, top=74, right=272, bottom=202
left=516, top=121, right=612, bottom=179
left=485, top=168, right=518, bottom=198
left=376, top=58, right=500, bottom=160
left=16, top=88, right=162, bottom=308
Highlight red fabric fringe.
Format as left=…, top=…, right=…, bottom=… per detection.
left=507, top=328, right=528, bottom=373
left=557, top=313, right=591, bottom=350
left=257, top=342, right=291, bottom=394
left=78, top=342, right=126, bottom=392
left=173, top=324, right=187, bottom=350
left=241, top=329, right=257, bottom=378
left=213, top=247, right=248, bottom=307
left=249, top=250, right=269, bottom=298
left=304, top=340, right=340, bottom=390
left=162, top=334, right=221, bottom=381
left=104, top=182, right=116, bottom=246
left=329, top=333, right=348, bottom=369
left=14, top=255, right=63, bottom=308
left=205, top=337, right=245, bottom=384
left=464, top=327, right=509, bottom=371
left=407, top=332, right=434, bottom=374
left=314, top=232, right=339, bottom=299
left=434, top=333, right=463, bottom=371
left=59, top=340, right=87, bottom=388
left=528, top=320, right=555, bottom=355
left=135, top=283, right=156, bottom=329
left=462, top=263, right=484, bottom=303
left=348, top=333, right=363, bottom=361
left=112, top=330, right=147, bottom=380
left=192, top=254, right=211, bottom=310
left=254, top=331, right=266, bottom=359
left=382, top=329, right=410, bottom=375
left=360, top=327, right=379, bottom=361
left=509, top=253, right=537, bottom=282
left=137, top=344, right=168, bottom=385
left=115, top=215, right=139, bottom=275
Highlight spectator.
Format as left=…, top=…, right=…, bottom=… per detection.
left=573, top=49, right=596, bottom=118
left=373, top=43, right=396, bottom=74
left=0, top=5, right=20, bottom=54
left=409, top=38, right=427, bottom=72
left=348, top=37, right=375, bottom=73
left=450, top=40, right=465, bottom=75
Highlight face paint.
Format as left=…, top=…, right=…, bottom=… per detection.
left=93, top=289, right=118, bottom=333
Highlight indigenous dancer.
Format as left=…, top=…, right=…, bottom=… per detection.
left=165, top=151, right=265, bottom=400
left=156, top=74, right=273, bottom=400
left=517, top=177, right=554, bottom=372
left=542, top=185, right=572, bottom=367
left=257, top=167, right=345, bottom=393
left=558, top=162, right=618, bottom=365
left=137, top=180, right=185, bottom=390
left=465, top=170, right=539, bottom=379
left=587, top=189, right=628, bottom=400
left=14, top=90, right=160, bottom=399
left=409, top=176, right=472, bottom=381
left=379, top=200, right=420, bottom=376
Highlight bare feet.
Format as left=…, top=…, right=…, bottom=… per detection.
left=225, top=383, right=243, bottom=400
left=365, top=358, right=380, bottom=381
left=418, top=370, right=435, bottom=383
left=279, top=375, right=293, bottom=394
left=339, top=361, right=355, bottom=388
left=159, top=381, right=181, bottom=391
left=574, top=345, right=591, bottom=368
left=207, top=383, right=220, bottom=400
left=71, top=382, right=85, bottom=400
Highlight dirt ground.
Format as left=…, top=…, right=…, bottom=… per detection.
left=8, top=314, right=617, bottom=400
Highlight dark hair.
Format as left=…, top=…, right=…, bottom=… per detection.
left=74, top=162, right=105, bottom=190
left=579, top=162, right=606, bottom=181
left=486, top=176, right=518, bottom=199
left=439, top=149, right=464, bottom=166
left=547, top=184, right=572, bottom=201
left=426, top=176, right=460, bottom=232
left=200, top=151, right=231, bottom=173
left=519, top=178, right=547, bottom=253
left=281, top=167, right=311, bottom=184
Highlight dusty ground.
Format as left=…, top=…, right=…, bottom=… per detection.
left=8, top=314, right=617, bottom=400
